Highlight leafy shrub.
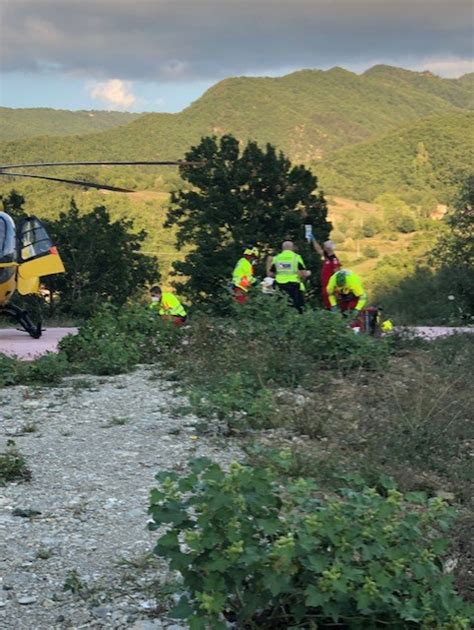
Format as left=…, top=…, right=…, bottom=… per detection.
left=170, top=296, right=390, bottom=426
left=375, top=265, right=474, bottom=325
left=149, top=459, right=472, bottom=629
left=59, top=303, right=181, bottom=375
left=0, top=354, right=21, bottom=387
left=396, top=213, right=417, bottom=233
left=24, top=352, right=68, bottom=384
left=189, top=374, right=275, bottom=427
left=362, top=216, right=383, bottom=238
left=363, top=246, right=379, bottom=258
left=0, top=440, right=31, bottom=484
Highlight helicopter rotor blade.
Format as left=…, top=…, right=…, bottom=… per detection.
left=0, top=171, right=136, bottom=193
left=0, top=160, right=201, bottom=170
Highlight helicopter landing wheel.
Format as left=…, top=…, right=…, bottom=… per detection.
left=0, top=304, right=43, bottom=339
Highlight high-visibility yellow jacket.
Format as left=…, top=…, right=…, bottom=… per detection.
left=232, top=257, right=255, bottom=292
left=272, top=251, right=305, bottom=284
left=150, top=292, right=187, bottom=317
left=327, top=270, right=367, bottom=310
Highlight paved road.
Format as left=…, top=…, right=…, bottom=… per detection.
left=0, top=328, right=77, bottom=360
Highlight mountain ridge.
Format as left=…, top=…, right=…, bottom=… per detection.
left=1, top=64, right=472, bottom=164
left=0, top=107, right=142, bottom=142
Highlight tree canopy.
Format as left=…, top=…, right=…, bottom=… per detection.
left=433, top=175, right=474, bottom=269
left=165, top=135, right=331, bottom=306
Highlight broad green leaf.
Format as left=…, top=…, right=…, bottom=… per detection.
left=169, top=595, right=194, bottom=619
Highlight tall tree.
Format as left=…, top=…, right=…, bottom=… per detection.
left=1, top=190, right=28, bottom=223
left=45, top=200, right=159, bottom=316
left=165, top=135, right=331, bottom=305
left=432, top=174, right=474, bottom=268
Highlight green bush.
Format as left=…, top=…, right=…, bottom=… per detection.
left=0, top=352, right=67, bottom=386
left=149, top=459, right=472, bottom=629
left=59, top=303, right=181, bottom=375
left=24, top=352, right=69, bottom=384
left=171, top=296, right=390, bottom=426
left=375, top=265, right=474, bottom=325
left=0, top=440, right=31, bottom=485
left=0, top=354, right=21, bottom=387
left=172, top=294, right=390, bottom=428
left=363, top=246, right=379, bottom=258
left=362, top=216, right=383, bottom=238
left=189, top=374, right=275, bottom=427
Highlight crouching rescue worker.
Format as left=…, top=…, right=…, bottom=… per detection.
left=149, top=285, right=187, bottom=326
left=232, top=247, right=258, bottom=304
left=327, top=269, right=366, bottom=321
left=269, top=241, right=310, bottom=313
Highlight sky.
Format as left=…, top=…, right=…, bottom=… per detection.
left=1, top=0, right=473, bottom=113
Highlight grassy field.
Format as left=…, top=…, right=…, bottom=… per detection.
left=326, top=195, right=443, bottom=291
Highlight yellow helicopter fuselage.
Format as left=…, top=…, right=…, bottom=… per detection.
left=0, top=263, right=17, bottom=306
left=0, top=210, right=65, bottom=308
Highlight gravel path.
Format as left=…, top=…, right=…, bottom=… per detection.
left=0, top=367, right=241, bottom=630
left=395, top=326, right=474, bottom=339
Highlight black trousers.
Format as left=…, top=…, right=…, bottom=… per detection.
left=276, top=281, right=305, bottom=313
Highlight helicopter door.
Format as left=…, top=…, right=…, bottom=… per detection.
left=17, top=216, right=65, bottom=281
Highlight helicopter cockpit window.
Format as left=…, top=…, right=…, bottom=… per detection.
left=0, top=212, right=17, bottom=263
left=19, top=218, right=53, bottom=262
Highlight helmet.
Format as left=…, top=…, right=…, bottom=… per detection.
left=244, top=247, right=258, bottom=257
left=335, top=270, right=348, bottom=287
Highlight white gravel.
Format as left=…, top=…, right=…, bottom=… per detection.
left=395, top=326, right=474, bottom=339
left=0, top=367, right=241, bottom=630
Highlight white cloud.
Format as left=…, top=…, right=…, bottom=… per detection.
left=88, top=79, right=136, bottom=109
left=414, top=57, right=474, bottom=78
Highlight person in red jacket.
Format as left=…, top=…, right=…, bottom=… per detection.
left=311, top=237, right=341, bottom=309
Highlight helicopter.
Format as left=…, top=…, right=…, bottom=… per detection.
left=0, top=160, right=194, bottom=338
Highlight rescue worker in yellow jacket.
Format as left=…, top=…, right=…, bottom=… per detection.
left=149, top=285, right=187, bottom=326
left=269, top=241, right=310, bottom=313
left=232, top=247, right=258, bottom=304
left=327, top=269, right=367, bottom=319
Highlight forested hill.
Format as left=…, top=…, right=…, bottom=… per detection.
left=316, top=111, right=474, bottom=202
left=0, top=66, right=472, bottom=166
left=0, top=108, right=142, bottom=141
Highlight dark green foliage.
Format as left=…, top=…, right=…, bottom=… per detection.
left=1, top=189, right=29, bottom=223
left=375, top=265, right=473, bottom=325
left=165, top=135, right=331, bottom=306
left=0, top=352, right=66, bottom=386
left=0, top=354, right=20, bottom=387
left=396, top=213, right=417, bottom=233
left=58, top=304, right=181, bottom=375
left=43, top=199, right=159, bottom=317
left=432, top=175, right=474, bottom=269
left=375, top=177, right=474, bottom=324
left=164, top=294, right=390, bottom=426
left=149, top=459, right=472, bottom=628
left=24, top=352, right=69, bottom=384
left=361, top=216, right=382, bottom=237
left=0, top=440, right=31, bottom=484
left=318, top=113, right=474, bottom=202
